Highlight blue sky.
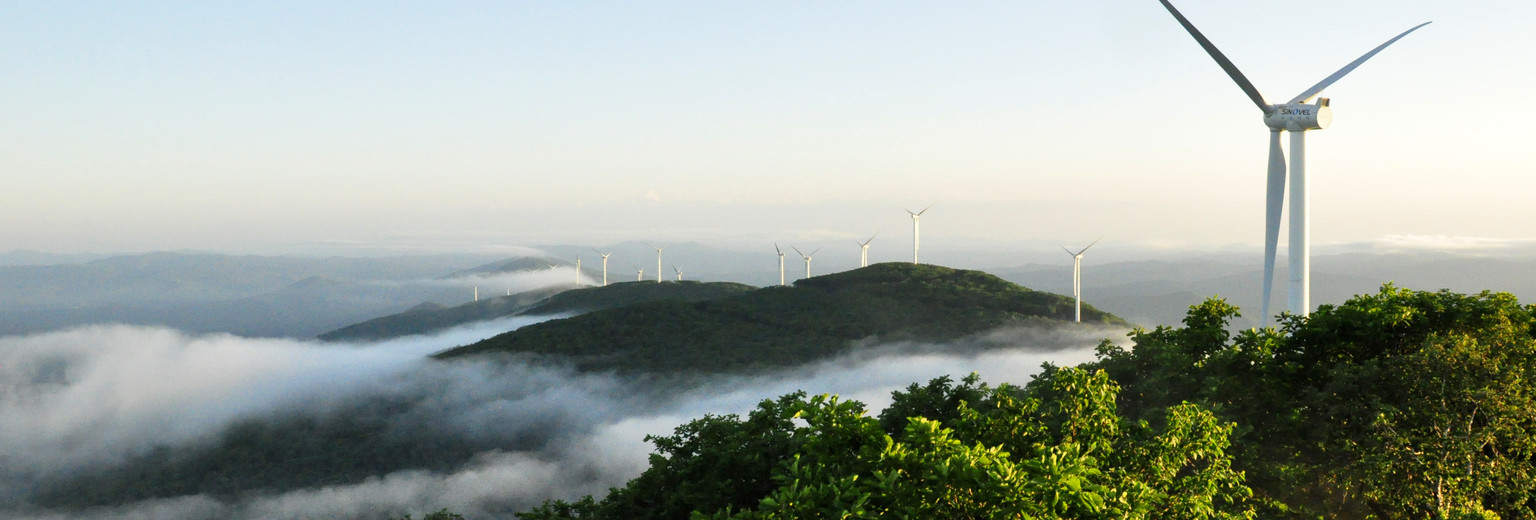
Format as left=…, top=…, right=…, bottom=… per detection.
left=2, top=0, right=1531, bottom=255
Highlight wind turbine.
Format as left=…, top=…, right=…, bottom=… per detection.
left=792, top=246, right=821, bottom=279
left=1158, top=0, right=1429, bottom=322
left=592, top=249, right=611, bottom=286
left=673, top=265, right=684, bottom=282
left=575, top=257, right=582, bottom=286
left=905, top=205, right=932, bottom=264
left=855, top=232, right=878, bottom=268
left=632, top=264, right=645, bottom=282
left=649, top=244, right=666, bottom=283
left=774, top=244, right=786, bottom=287
left=1061, top=239, right=1100, bottom=323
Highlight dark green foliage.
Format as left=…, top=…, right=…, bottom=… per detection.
left=521, top=369, right=1253, bottom=520
left=438, top=263, right=1125, bottom=373
left=520, top=394, right=805, bottom=520
left=521, top=281, right=756, bottom=316
left=876, top=373, right=989, bottom=435
left=33, top=404, right=500, bottom=509
left=1092, top=285, right=1536, bottom=519
left=319, top=281, right=754, bottom=342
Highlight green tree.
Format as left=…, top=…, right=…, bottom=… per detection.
left=710, top=367, right=1253, bottom=520
left=1093, top=286, right=1536, bottom=519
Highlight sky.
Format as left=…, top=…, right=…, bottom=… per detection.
left=2, top=0, right=1532, bottom=256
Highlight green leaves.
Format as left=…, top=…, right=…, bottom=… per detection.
left=1091, top=286, right=1536, bottom=519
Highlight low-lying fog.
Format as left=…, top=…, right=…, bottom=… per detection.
left=1, top=317, right=1121, bottom=519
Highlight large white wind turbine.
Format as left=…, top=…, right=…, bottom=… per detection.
left=673, top=265, right=684, bottom=282
left=649, top=244, right=666, bottom=283
left=1158, top=0, right=1429, bottom=322
left=1061, top=239, right=1100, bottom=323
left=792, top=246, right=821, bottom=279
left=575, top=257, right=582, bottom=286
left=592, top=249, right=611, bottom=286
left=905, top=205, right=932, bottom=264
left=774, top=244, right=786, bottom=287
left=632, top=264, right=644, bottom=282
left=855, top=232, right=878, bottom=268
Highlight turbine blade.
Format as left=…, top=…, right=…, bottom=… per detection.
left=809, top=247, right=822, bottom=256
left=1060, top=245, right=1075, bottom=256
left=1076, top=237, right=1103, bottom=256
left=1158, top=0, right=1271, bottom=113
left=792, top=245, right=804, bottom=256
left=1287, top=21, right=1431, bottom=104
left=1261, top=130, right=1287, bottom=323
left=918, top=204, right=933, bottom=216
left=774, top=243, right=782, bottom=254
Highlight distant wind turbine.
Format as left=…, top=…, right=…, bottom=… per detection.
left=592, top=249, right=612, bottom=286
left=792, top=246, right=821, bottom=279
left=575, top=257, right=582, bottom=286
left=473, top=286, right=479, bottom=302
left=1061, top=238, right=1100, bottom=323
left=774, top=243, right=786, bottom=287
left=905, top=205, right=932, bottom=264
left=855, top=232, right=878, bottom=268
left=632, top=264, right=644, bottom=282
left=649, top=244, right=666, bottom=283
left=673, top=265, right=683, bottom=282
left=1157, top=0, right=1430, bottom=322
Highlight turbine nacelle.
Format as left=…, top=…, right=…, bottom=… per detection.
left=1264, top=99, right=1332, bottom=131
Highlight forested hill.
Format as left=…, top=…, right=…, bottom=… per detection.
left=317, top=280, right=755, bottom=342
left=434, top=263, right=1125, bottom=372
left=520, top=280, right=757, bottom=316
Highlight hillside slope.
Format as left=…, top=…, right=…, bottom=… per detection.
left=436, top=263, right=1124, bottom=373
left=316, top=285, right=573, bottom=341
left=318, top=281, right=755, bottom=342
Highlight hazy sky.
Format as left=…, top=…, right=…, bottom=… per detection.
left=3, top=1, right=1531, bottom=255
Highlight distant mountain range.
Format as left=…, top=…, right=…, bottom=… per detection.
left=3, top=246, right=1533, bottom=338
left=0, top=252, right=515, bottom=337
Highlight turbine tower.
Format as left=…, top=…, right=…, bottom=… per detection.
left=774, top=243, right=786, bottom=287
left=592, top=249, right=611, bottom=286
left=905, top=205, right=932, bottom=264
left=649, top=244, right=666, bottom=283
left=1158, top=0, right=1429, bottom=322
left=855, top=232, right=878, bottom=268
left=1061, top=239, right=1100, bottom=323
left=632, top=264, right=644, bottom=282
left=792, top=246, right=821, bottom=279
left=575, top=257, right=582, bottom=286
left=673, top=265, right=683, bottom=282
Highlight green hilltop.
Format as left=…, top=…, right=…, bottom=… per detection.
left=434, top=262, right=1125, bottom=372
left=317, top=280, right=755, bottom=342
left=521, top=279, right=757, bottom=316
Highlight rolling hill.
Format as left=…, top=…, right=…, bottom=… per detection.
left=317, top=281, right=754, bottom=342
left=435, top=262, right=1125, bottom=373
